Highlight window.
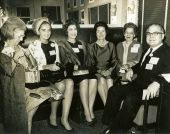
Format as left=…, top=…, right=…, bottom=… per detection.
left=41, top=6, right=62, bottom=24
left=80, top=9, right=85, bottom=24
left=80, top=0, right=84, bottom=6
left=73, top=0, right=77, bottom=8
left=16, top=7, right=30, bottom=23
left=89, top=3, right=110, bottom=24
left=67, top=0, right=71, bottom=9
left=89, top=0, right=94, bottom=3
left=89, top=7, right=98, bottom=24
left=68, top=11, right=79, bottom=23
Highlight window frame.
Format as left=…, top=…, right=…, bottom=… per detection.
left=16, top=7, right=30, bottom=23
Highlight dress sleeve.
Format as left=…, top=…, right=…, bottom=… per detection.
left=109, top=42, right=118, bottom=71
left=58, top=42, right=75, bottom=73
left=116, top=42, right=123, bottom=70
left=0, top=54, right=13, bottom=77
left=54, top=42, right=60, bottom=63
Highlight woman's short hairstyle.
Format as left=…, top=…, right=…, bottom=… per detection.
left=63, top=19, right=80, bottom=35
left=1, top=16, right=26, bottom=40
left=94, top=21, right=109, bottom=34
left=32, top=17, right=50, bottom=35
left=123, top=22, right=138, bottom=37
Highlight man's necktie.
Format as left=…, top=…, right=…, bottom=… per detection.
left=141, top=48, right=153, bottom=69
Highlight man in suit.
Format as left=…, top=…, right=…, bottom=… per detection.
left=101, top=23, right=170, bottom=134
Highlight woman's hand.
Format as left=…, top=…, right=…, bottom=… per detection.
left=28, top=66, right=37, bottom=71
left=101, top=70, right=112, bottom=77
left=13, top=49, right=24, bottom=61
left=43, top=64, right=60, bottom=71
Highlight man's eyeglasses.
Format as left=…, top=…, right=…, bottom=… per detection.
left=146, top=32, right=164, bottom=36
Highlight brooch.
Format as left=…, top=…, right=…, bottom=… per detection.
left=51, top=43, right=55, bottom=47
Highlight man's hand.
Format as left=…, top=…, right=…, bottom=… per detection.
left=121, top=64, right=130, bottom=71
left=145, top=81, right=160, bottom=100
left=126, top=68, right=133, bottom=81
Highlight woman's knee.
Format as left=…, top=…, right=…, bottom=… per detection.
left=98, top=77, right=106, bottom=84
left=80, top=79, right=88, bottom=87
left=65, top=79, right=74, bottom=87
left=55, top=80, right=65, bottom=92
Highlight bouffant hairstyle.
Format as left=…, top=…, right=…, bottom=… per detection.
left=94, top=21, right=109, bottom=34
left=63, top=19, right=80, bottom=35
left=32, top=17, right=51, bottom=35
left=123, top=22, right=138, bottom=37
left=1, top=16, right=26, bottom=40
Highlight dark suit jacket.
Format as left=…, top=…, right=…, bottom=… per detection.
left=132, top=43, right=170, bottom=89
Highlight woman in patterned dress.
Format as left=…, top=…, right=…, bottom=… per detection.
left=28, top=17, right=66, bottom=130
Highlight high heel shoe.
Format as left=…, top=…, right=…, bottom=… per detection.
left=47, top=119, right=58, bottom=129
left=92, top=117, right=97, bottom=124
left=83, top=120, right=95, bottom=127
left=60, top=121, right=75, bottom=133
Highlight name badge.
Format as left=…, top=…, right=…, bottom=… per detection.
left=49, top=50, right=56, bottom=56
left=145, top=64, right=153, bottom=70
left=130, top=47, right=138, bottom=53
left=133, top=44, right=140, bottom=48
left=78, top=45, right=83, bottom=49
left=119, top=69, right=126, bottom=73
left=72, top=48, right=80, bottom=53
left=149, top=57, right=159, bottom=65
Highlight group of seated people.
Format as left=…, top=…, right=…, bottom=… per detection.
left=0, top=16, right=170, bottom=134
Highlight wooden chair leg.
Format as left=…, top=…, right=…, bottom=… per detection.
left=142, top=100, right=149, bottom=132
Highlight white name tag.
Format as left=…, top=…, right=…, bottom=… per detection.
left=145, top=63, right=153, bottom=70
left=49, top=50, right=56, bottom=55
left=78, top=45, right=83, bottom=49
left=149, top=57, right=159, bottom=65
left=133, top=44, right=140, bottom=48
left=72, top=48, right=80, bottom=53
left=130, top=47, right=138, bottom=53
left=119, top=69, right=126, bottom=73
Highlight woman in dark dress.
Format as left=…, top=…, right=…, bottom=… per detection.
left=58, top=19, right=95, bottom=128
left=88, top=21, right=118, bottom=107
left=28, top=17, right=66, bottom=129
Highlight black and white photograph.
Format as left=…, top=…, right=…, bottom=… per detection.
left=0, top=0, right=170, bottom=134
